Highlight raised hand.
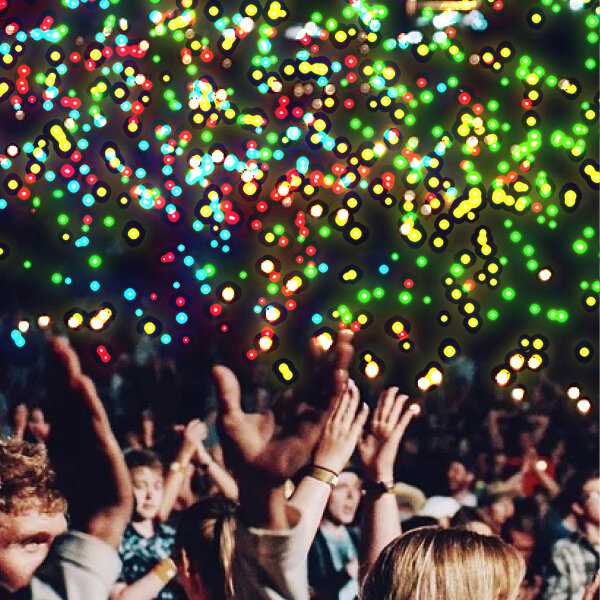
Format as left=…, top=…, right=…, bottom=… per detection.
left=358, top=387, right=419, bottom=482
left=45, top=337, right=132, bottom=548
left=179, top=418, right=208, bottom=461
left=313, top=379, right=369, bottom=475
left=214, top=364, right=315, bottom=485
left=214, top=330, right=356, bottom=486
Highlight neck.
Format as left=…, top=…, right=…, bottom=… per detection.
left=583, top=520, right=600, bottom=546
left=132, top=518, right=155, bottom=538
left=321, top=517, right=345, bottom=532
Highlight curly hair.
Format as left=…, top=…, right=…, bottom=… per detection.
left=0, top=438, right=67, bottom=515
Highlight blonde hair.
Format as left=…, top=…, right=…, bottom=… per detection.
left=175, top=497, right=238, bottom=599
left=361, top=527, right=525, bottom=600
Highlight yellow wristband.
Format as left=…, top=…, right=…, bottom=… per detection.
left=169, top=461, right=187, bottom=475
left=152, top=557, right=178, bottom=584
left=307, top=465, right=339, bottom=489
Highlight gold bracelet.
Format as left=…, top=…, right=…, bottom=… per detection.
left=169, top=461, right=188, bottom=475
left=152, top=557, right=178, bottom=584
left=307, top=465, right=339, bottom=489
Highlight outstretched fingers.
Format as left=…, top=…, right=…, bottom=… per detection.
left=391, top=400, right=419, bottom=444
left=333, top=330, right=354, bottom=396
left=350, top=402, right=370, bottom=438
left=378, top=386, right=400, bottom=425
left=386, top=391, right=409, bottom=429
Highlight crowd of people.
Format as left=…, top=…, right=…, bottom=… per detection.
left=0, top=331, right=598, bottom=600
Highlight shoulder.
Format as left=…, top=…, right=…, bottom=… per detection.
left=551, top=536, right=579, bottom=560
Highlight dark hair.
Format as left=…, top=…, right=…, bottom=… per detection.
left=175, top=497, right=238, bottom=600
left=402, top=516, right=438, bottom=532
left=450, top=506, right=483, bottom=528
left=558, top=468, right=599, bottom=512
left=124, top=448, right=163, bottom=473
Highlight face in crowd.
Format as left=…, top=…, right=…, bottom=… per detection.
left=575, top=477, right=600, bottom=526
left=131, top=466, right=165, bottom=521
left=489, top=496, right=515, bottom=528
left=0, top=440, right=67, bottom=592
left=446, top=461, right=472, bottom=494
left=326, top=471, right=362, bottom=526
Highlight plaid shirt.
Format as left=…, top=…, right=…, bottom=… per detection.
left=543, top=531, right=599, bottom=600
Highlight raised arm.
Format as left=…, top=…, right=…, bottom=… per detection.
left=28, top=337, right=132, bottom=600
left=195, top=439, right=239, bottom=501
left=46, top=336, right=132, bottom=548
left=288, top=379, right=368, bottom=555
left=158, top=419, right=207, bottom=522
left=358, top=387, right=418, bottom=574
left=212, top=330, right=356, bottom=599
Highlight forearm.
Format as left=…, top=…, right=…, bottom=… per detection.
left=288, top=476, right=331, bottom=555
left=360, top=491, right=400, bottom=577
left=536, top=469, right=560, bottom=498
left=158, top=449, right=194, bottom=522
left=203, top=460, right=239, bottom=502
left=487, top=418, right=504, bottom=450
left=12, top=426, right=25, bottom=441
left=111, top=560, right=175, bottom=600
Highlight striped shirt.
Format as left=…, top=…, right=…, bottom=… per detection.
left=543, top=531, right=599, bottom=600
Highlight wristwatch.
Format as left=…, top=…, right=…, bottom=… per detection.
left=363, top=479, right=395, bottom=495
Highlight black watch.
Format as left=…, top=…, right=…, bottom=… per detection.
left=363, top=479, right=395, bottom=495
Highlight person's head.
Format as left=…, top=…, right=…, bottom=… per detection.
left=325, top=470, right=362, bottom=526
left=125, top=449, right=164, bottom=521
left=450, top=507, right=494, bottom=537
left=504, top=520, right=536, bottom=567
left=490, top=451, right=508, bottom=479
left=362, top=527, right=525, bottom=600
left=478, top=487, right=515, bottom=532
left=0, top=439, right=67, bottom=592
left=562, top=469, right=600, bottom=528
left=446, top=459, right=472, bottom=494
left=174, top=497, right=238, bottom=600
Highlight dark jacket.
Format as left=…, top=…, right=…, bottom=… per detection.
left=308, top=526, right=360, bottom=600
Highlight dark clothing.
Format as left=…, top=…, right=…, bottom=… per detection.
left=308, top=527, right=360, bottom=600
left=118, top=522, right=185, bottom=600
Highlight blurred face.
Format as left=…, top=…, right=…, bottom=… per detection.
left=580, top=478, right=600, bottom=526
left=493, top=453, right=507, bottom=475
left=509, top=529, right=535, bottom=565
left=0, top=510, right=67, bottom=592
left=490, top=497, right=515, bottom=526
left=447, top=461, right=469, bottom=493
left=326, top=472, right=362, bottom=525
left=131, top=466, right=164, bottom=521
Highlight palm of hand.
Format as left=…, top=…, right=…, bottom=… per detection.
left=216, top=366, right=319, bottom=483
left=358, top=434, right=381, bottom=469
